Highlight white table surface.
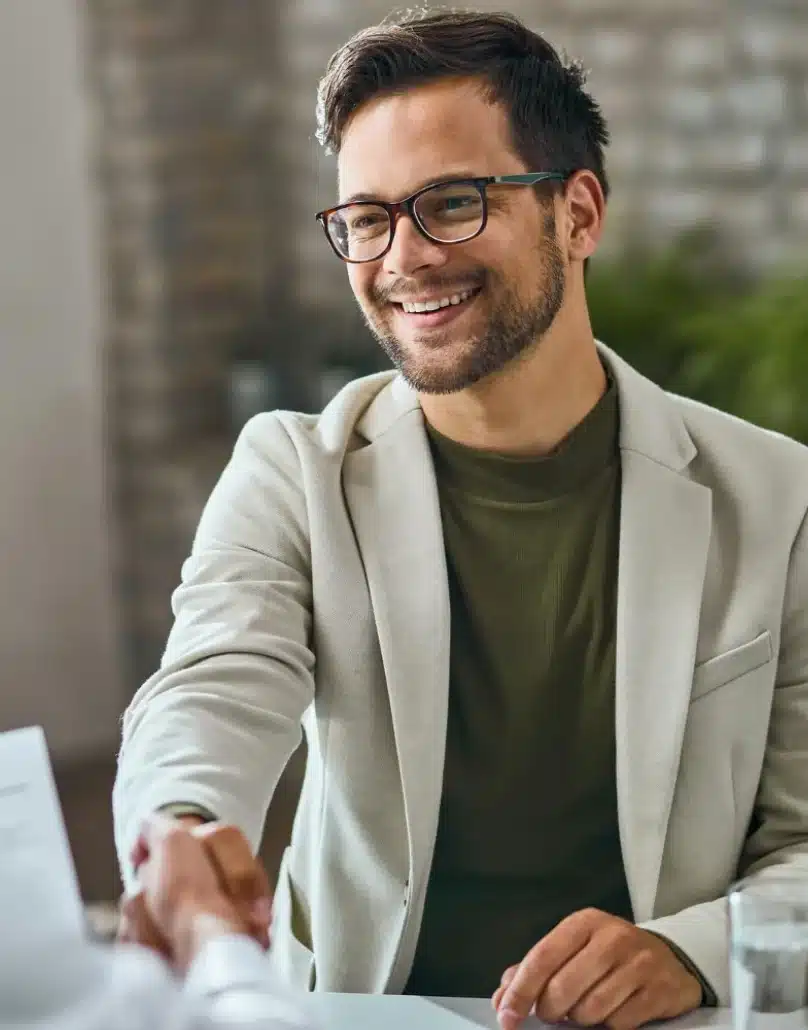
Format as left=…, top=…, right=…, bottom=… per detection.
left=306, top=995, right=734, bottom=1030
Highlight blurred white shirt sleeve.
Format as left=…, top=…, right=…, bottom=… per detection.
left=0, top=931, right=313, bottom=1030
left=184, top=934, right=314, bottom=1028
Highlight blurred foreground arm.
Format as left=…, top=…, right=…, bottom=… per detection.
left=129, top=815, right=311, bottom=1028
left=0, top=817, right=312, bottom=1030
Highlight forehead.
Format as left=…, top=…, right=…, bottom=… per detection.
left=337, top=78, right=524, bottom=203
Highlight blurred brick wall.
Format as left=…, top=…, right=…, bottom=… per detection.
left=284, top=0, right=808, bottom=307
left=77, top=0, right=806, bottom=900
left=85, top=2, right=286, bottom=684
left=84, top=0, right=808, bottom=690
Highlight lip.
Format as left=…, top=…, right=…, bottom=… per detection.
left=391, top=287, right=481, bottom=329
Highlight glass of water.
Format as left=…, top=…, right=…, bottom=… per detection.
left=729, top=877, right=808, bottom=1030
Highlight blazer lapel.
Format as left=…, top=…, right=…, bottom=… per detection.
left=616, top=451, right=712, bottom=920
left=342, top=378, right=451, bottom=900
left=340, top=352, right=714, bottom=928
left=603, top=345, right=713, bottom=921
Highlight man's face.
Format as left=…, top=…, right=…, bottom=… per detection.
left=336, top=78, right=567, bottom=395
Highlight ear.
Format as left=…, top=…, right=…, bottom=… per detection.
left=561, top=171, right=606, bottom=263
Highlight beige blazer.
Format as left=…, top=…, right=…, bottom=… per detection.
left=114, top=343, right=808, bottom=1004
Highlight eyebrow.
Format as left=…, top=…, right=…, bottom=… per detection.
left=341, top=170, right=480, bottom=205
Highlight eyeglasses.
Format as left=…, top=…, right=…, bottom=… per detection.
left=315, top=172, right=569, bottom=264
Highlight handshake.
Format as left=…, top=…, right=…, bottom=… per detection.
left=118, top=813, right=272, bottom=974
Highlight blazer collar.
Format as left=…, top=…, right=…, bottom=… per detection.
left=346, top=341, right=698, bottom=474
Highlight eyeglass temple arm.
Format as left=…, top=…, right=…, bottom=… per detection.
left=490, top=173, right=568, bottom=186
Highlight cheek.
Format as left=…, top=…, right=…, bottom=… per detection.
left=347, top=267, right=373, bottom=304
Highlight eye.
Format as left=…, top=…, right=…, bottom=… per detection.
left=349, top=212, right=386, bottom=231
left=440, top=195, right=477, bottom=213
left=417, top=185, right=483, bottom=225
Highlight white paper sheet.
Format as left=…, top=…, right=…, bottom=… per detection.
left=307, top=994, right=546, bottom=1030
left=0, top=725, right=85, bottom=943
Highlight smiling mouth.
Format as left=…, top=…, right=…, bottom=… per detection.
left=396, top=286, right=479, bottom=313
left=391, top=285, right=482, bottom=317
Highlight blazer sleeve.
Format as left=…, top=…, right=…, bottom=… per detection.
left=113, top=413, right=315, bottom=890
left=640, top=506, right=808, bottom=1004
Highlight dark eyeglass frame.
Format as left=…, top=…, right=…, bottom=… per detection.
left=315, top=172, right=571, bottom=264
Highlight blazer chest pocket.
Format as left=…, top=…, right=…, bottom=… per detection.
left=690, top=630, right=774, bottom=703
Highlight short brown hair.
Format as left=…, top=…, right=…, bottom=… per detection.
left=316, top=6, right=610, bottom=198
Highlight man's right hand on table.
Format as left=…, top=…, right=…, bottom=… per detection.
left=117, top=814, right=273, bottom=973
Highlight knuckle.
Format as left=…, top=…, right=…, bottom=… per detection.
left=162, top=823, right=188, bottom=848
left=507, top=985, right=537, bottom=1012
left=604, top=922, right=634, bottom=951
left=574, top=998, right=606, bottom=1026
left=566, top=907, right=601, bottom=933
left=631, top=946, right=658, bottom=978
left=544, top=974, right=570, bottom=1015
left=501, top=965, right=518, bottom=987
left=212, top=824, right=243, bottom=846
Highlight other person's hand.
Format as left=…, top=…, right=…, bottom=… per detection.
left=491, top=908, right=702, bottom=1030
left=117, top=813, right=206, bottom=957
left=119, top=816, right=271, bottom=973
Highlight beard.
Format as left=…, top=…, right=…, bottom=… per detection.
left=359, top=214, right=566, bottom=395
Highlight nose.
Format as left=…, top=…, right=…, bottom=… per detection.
left=381, top=211, right=449, bottom=278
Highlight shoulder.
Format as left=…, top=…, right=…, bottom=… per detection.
left=670, top=389, right=808, bottom=483
left=235, top=369, right=407, bottom=471
left=663, top=390, right=808, bottom=549
left=602, top=339, right=808, bottom=533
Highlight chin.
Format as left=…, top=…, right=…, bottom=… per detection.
left=397, top=351, right=490, bottom=395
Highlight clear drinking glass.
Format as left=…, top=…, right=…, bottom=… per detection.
left=729, top=877, right=808, bottom=1030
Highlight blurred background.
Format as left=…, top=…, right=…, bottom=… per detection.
left=0, top=0, right=806, bottom=918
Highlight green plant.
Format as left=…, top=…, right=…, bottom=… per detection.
left=588, top=232, right=808, bottom=445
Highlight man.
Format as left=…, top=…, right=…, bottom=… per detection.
left=0, top=817, right=310, bottom=1029
left=113, top=8, right=808, bottom=1030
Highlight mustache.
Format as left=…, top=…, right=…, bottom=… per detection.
left=372, top=270, right=486, bottom=305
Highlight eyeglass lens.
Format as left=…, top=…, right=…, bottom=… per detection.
left=326, top=181, right=484, bottom=261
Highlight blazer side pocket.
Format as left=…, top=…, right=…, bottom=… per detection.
left=270, top=849, right=316, bottom=991
left=691, top=630, right=773, bottom=703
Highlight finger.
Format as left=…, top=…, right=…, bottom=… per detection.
left=118, top=891, right=171, bottom=959
left=137, top=814, right=222, bottom=921
left=569, top=965, right=643, bottom=1027
left=247, top=897, right=273, bottom=949
left=492, top=966, right=518, bottom=1011
left=501, top=965, right=517, bottom=988
left=139, top=812, right=188, bottom=867
left=195, top=824, right=271, bottom=909
left=534, top=938, right=619, bottom=1023
left=605, top=987, right=658, bottom=1030
left=130, top=834, right=149, bottom=873
left=195, top=824, right=272, bottom=947
left=499, top=910, right=597, bottom=1025
left=116, top=903, right=135, bottom=944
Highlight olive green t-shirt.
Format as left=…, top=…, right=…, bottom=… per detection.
left=404, top=379, right=632, bottom=997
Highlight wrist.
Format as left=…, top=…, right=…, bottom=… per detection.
left=171, top=901, right=246, bottom=975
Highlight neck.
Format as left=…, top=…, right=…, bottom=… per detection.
left=419, top=312, right=607, bottom=457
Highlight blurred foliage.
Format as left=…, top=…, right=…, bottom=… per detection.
left=588, top=228, right=808, bottom=445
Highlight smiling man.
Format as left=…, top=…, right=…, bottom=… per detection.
left=114, top=9, right=808, bottom=1030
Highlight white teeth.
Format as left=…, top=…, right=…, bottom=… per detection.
left=401, top=288, right=475, bottom=314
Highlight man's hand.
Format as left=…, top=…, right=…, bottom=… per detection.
left=119, top=816, right=272, bottom=973
left=492, top=909, right=703, bottom=1030
left=193, top=822, right=272, bottom=950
